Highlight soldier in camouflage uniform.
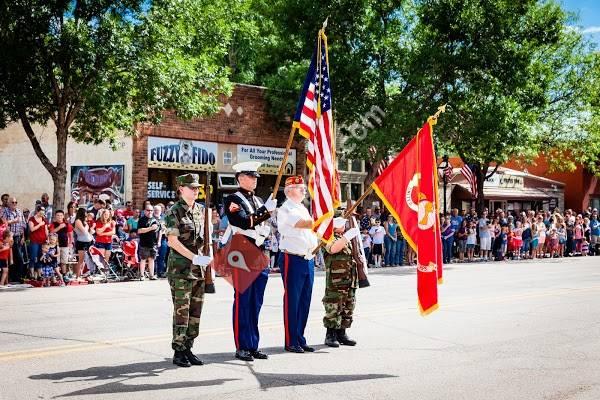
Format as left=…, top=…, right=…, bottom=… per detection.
left=164, top=173, right=213, bottom=367
left=322, top=214, right=361, bottom=347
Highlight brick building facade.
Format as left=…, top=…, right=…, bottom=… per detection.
left=132, top=84, right=306, bottom=208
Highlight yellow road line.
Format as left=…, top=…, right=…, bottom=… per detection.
left=1, top=285, right=599, bottom=362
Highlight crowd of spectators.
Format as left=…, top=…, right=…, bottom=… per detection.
left=343, top=205, right=599, bottom=267
left=1, top=190, right=598, bottom=288
left=0, top=192, right=178, bottom=287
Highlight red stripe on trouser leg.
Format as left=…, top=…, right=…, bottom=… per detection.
left=284, top=253, right=290, bottom=347
left=234, top=270, right=240, bottom=350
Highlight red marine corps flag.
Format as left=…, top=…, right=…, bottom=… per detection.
left=371, top=118, right=443, bottom=315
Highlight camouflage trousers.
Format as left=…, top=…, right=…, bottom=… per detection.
left=322, top=286, right=356, bottom=329
left=168, top=276, right=205, bottom=351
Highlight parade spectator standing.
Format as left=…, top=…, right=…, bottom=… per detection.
left=441, top=216, right=455, bottom=264
left=573, top=215, right=584, bottom=254
left=369, top=219, right=385, bottom=268
left=126, top=209, right=140, bottom=239
left=449, top=209, right=463, bottom=259
left=154, top=204, right=168, bottom=278
left=1, top=194, right=9, bottom=215
left=73, top=208, right=94, bottom=280
left=95, top=209, right=115, bottom=261
left=360, top=207, right=373, bottom=231
left=478, top=211, right=492, bottom=261
left=28, top=206, right=48, bottom=279
left=383, top=215, right=398, bottom=267
left=88, top=199, right=105, bottom=219
left=137, top=205, right=159, bottom=280
left=39, top=193, right=53, bottom=221
left=50, top=210, right=72, bottom=277
left=590, top=210, right=599, bottom=256
left=456, top=220, right=468, bottom=262
left=0, top=231, right=12, bottom=286
left=122, top=201, right=135, bottom=219
left=522, top=218, right=532, bottom=259
left=3, top=198, right=27, bottom=282
left=536, top=216, right=547, bottom=258
left=466, top=221, right=477, bottom=262
left=361, top=229, right=372, bottom=267
left=513, top=221, right=523, bottom=260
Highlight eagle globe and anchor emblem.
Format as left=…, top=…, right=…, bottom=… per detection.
left=405, top=173, right=438, bottom=273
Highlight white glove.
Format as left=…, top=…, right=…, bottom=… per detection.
left=192, top=255, right=213, bottom=266
left=264, top=196, right=277, bottom=212
left=343, top=227, right=360, bottom=241
left=255, top=224, right=271, bottom=237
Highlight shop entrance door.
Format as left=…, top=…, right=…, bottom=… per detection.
left=490, top=200, right=507, bottom=213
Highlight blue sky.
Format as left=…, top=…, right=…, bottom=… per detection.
left=561, top=0, right=600, bottom=46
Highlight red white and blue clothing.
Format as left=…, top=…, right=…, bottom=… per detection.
left=277, top=199, right=318, bottom=348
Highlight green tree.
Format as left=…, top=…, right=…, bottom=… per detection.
left=231, top=0, right=418, bottom=173
left=408, top=0, right=598, bottom=211
left=0, top=0, right=238, bottom=210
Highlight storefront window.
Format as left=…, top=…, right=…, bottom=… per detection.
left=340, top=183, right=349, bottom=202
left=223, top=151, right=232, bottom=165
left=351, top=160, right=362, bottom=172
left=351, top=183, right=362, bottom=201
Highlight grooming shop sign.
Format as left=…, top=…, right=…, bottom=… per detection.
left=148, top=137, right=217, bottom=171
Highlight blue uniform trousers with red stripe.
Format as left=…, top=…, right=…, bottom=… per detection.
left=232, top=267, right=269, bottom=351
left=280, top=253, right=314, bottom=348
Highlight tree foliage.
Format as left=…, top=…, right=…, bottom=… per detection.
left=0, top=0, right=239, bottom=209
left=233, top=0, right=598, bottom=210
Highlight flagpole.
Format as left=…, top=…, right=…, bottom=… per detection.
left=271, top=125, right=297, bottom=198
left=272, top=19, right=329, bottom=199
left=344, top=186, right=373, bottom=218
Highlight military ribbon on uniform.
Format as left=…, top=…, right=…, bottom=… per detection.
left=371, top=120, right=443, bottom=315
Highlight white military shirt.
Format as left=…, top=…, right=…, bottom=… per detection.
left=277, top=199, right=318, bottom=260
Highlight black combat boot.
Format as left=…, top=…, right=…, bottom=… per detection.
left=324, top=328, right=340, bottom=347
left=173, top=350, right=191, bottom=367
left=336, top=329, right=357, bottom=346
left=184, top=348, right=204, bottom=365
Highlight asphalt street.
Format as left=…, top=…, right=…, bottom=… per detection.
left=1, top=256, right=599, bottom=400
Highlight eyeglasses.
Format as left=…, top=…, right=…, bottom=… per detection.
left=145, top=209, right=153, bottom=212
left=11, top=201, right=17, bottom=204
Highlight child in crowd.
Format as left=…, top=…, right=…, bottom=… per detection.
left=361, top=228, right=372, bottom=267
left=495, top=226, right=508, bottom=261
left=512, top=222, right=523, bottom=260
left=0, top=216, right=8, bottom=239
left=466, top=221, right=477, bottom=262
left=0, top=230, right=13, bottom=286
left=574, top=216, right=584, bottom=254
left=456, top=220, right=468, bottom=262
left=369, top=219, right=385, bottom=268
left=548, top=228, right=559, bottom=258
left=530, top=223, right=539, bottom=259
left=557, top=222, right=567, bottom=257
left=50, top=210, right=71, bottom=279
left=39, top=242, right=57, bottom=287
left=581, top=238, right=589, bottom=256
left=48, top=234, right=65, bottom=286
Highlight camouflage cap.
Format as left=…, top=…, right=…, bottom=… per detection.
left=176, top=173, right=201, bottom=188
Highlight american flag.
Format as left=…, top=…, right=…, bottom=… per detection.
left=461, top=163, right=478, bottom=199
left=369, top=146, right=392, bottom=177
left=293, top=31, right=336, bottom=242
left=443, top=163, right=453, bottom=179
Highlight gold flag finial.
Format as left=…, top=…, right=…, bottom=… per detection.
left=428, top=103, right=447, bottom=125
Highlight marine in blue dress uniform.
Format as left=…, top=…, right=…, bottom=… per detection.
left=223, top=161, right=277, bottom=361
left=277, top=175, right=318, bottom=353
